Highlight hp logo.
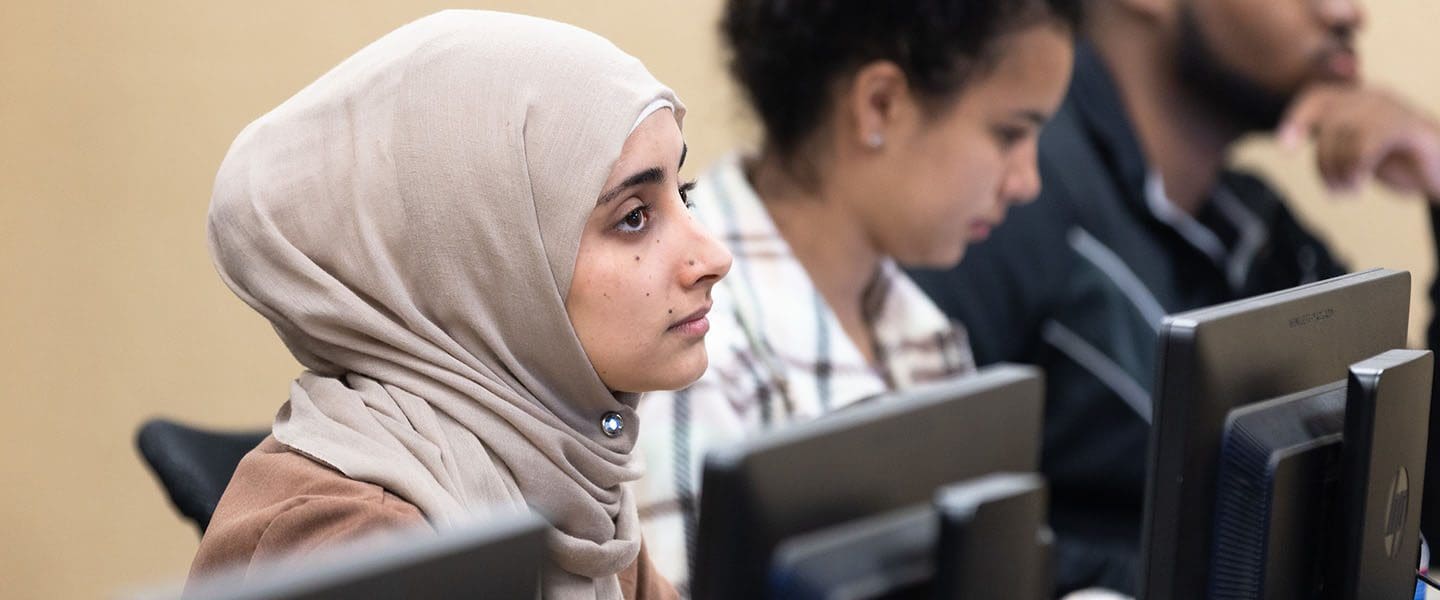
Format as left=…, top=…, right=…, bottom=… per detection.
left=1383, top=466, right=1410, bottom=559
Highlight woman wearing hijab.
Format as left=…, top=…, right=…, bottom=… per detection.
left=188, top=10, right=730, bottom=599
left=632, top=0, right=1080, bottom=589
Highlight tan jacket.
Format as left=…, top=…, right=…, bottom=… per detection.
left=189, top=437, right=675, bottom=600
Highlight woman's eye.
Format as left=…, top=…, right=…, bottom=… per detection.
left=617, top=205, right=650, bottom=233
left=679, top=180, right=697, bottom=209
left=994, top=126, right=1028, bottom=148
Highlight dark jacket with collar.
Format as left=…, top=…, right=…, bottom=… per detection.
left=908, top=43, right=1403, bottom=594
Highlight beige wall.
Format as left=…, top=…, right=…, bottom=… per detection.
left=1, top=2, right=1435, bottom=598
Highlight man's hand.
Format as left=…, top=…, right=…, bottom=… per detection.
left=1277, top=85, right=1440, bottom=200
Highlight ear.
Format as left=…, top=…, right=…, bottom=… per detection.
left=841, top=60, right=916, bottom=151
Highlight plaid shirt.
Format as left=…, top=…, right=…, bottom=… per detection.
left=631, top=154, right=975, bottom=592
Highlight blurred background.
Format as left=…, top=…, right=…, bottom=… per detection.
left=0, top=1, right=1435, bottom=598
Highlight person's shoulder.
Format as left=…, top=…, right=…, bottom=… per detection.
left=248, top=438, right=425, bottom=526
left=235, top=439, right=416, bottom=509
left=250, top=487, right=426, bottom=560
left=191, top=438, right=428, bottom=579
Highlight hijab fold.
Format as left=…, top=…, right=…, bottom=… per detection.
left=207, top=10, right=684, bottom=598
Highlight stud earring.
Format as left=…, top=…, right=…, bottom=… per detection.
left=866, top=132, right=885, bottom=149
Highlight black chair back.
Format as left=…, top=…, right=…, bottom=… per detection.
left=135, top=418, right=268, bottom=534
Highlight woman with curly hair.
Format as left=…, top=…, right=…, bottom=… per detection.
left=633, top=0, right=1079, bottom=592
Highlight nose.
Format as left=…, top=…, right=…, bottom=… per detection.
left=1000, top=144, right=1043, bottom=206
left=1316, top=0, right=1364, bottom=33
left=679, top=214, right=732, bottom=289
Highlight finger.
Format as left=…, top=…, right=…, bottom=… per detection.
left=1376, top=156, right=1424, bottom=195
left=1409, top=132, right=1440, bottom=198
left=1376, top=133, right=1440, bottom=197
left=1314, top=98, right=1393, bottom=191
left=1350, top=128, right=1408, bottom=190
left=1424, top=148, right=1440, bottom=199
left=1314, top=118, right=1353, bottom=190
left=1279, top=87, right=1342, bottom=148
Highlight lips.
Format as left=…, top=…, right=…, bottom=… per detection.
left=969, top=219, right=1000, bottom=242
left=1321, top=45, right=1359, bottom=81
left=667, top=302, right=712, bottom=336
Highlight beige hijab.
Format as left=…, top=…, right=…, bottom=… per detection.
left=207, top=10, right=683, bottom=598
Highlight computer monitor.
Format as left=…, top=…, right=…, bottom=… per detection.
left=1335, top=349, right=1432, bottom=600
left=691, top=364, right=1044, bottom=600
left=1140, top=268, right=1411, bottom=600
left=182, top=511, right=547, bottom=600
left=764, top=472, right=1049, bottom=600
left=934, top=473, right=1051, bottom=600
left=768, top=504, right=934, bottom=599
left=1205, top=349, right=1433, bottom=599
left=1207, top=379, right=1347, bottom=598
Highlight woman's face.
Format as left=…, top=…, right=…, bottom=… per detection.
left=852, top=23, right=1074, bottom=268
left=567, top=110, right=733, bottom=394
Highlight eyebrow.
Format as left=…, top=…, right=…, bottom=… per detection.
left=597, top=167, right=665, bottom=206
left=1015, top=110, right=1050, bottom=126
left=596, top=143, right=689, bottom=207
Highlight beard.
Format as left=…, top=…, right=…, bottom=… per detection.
left=1176, top=7, right=1295, bottom=132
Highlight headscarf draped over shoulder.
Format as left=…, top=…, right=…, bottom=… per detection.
left=207, top=10, right=684, bottom=598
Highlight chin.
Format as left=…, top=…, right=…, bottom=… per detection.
left=895, top=244, right=967, bottom=270
left=664, top=348, right=711, bottom=390
left=617, top=347, right=710, bottom=393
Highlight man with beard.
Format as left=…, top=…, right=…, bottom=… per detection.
left=909, top=0, right=1440, bottom=594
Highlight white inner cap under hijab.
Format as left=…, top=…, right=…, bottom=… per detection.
left=630, top=99, right=675, bottom=134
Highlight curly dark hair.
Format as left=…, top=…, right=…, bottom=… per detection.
left=723, top=0, right=1081, bottom=160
